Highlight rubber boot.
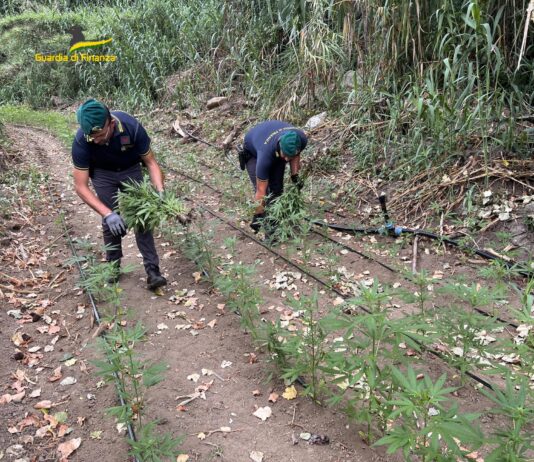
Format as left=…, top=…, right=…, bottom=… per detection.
left=146, top=267, right=167, bottom=290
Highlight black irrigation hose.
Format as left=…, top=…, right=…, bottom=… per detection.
left=180, top=204, right=308, bottom=389
left=170, top=165, right=526, bottom=329
left=313, top=221, right=533, bottom=279
left=171, top=168, right=400, bottom=275
left=311, top=219, right=520, bottom=329
left=171, top=142, right=532, bottom=278
left=166, top=167, right=497, bottom=391
left=46, top=183, right=140, bottom=461
left=309, top=221, right=398, bottom=272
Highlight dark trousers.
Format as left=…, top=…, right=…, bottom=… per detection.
left=245, top=156, right=286, bottom=203
left=91, top=164, right=160, bottom=273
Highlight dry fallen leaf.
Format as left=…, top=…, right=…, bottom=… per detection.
left=34, top=400, right=52, bottom=409
left=49, top=366, right=62, bottom=382
left=60, top=377, right=76, bottom=386
left=90, top=430, right=103, bottom=440
left=17, top=415, right=40, bottom=431
left=0, top=390, right=25, bottom=404
left=177, top=455, right=190, bottom=462
left=207, top=319, right=217, bottom=329
left=252, top=389, right=261, bottom=396
left=48, top=325, right=61, bottom=335
left=253, top=406, right=272, bottom=421
left=250, top=451, right=264, bottom=462
left=282, top=385, right=297, bottom=400
left=57, top=437, right=81, bottom=460
left=187, top=373, right=200, bottom=383
left=36, top=425, right=50, bottom=438
left=44, top=413, right=59, bottom=428
left=116, top=422, right=126, bottom=434
left=268, top=392, right=279, bottom=403
left=197, top=432, right=206, bottom=440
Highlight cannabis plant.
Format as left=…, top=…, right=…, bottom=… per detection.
left=118, top=177, right=187, bottom=231
left=322, top=281, right=427, bottom=443
left=128, top=421, right=184, bottom=462
left=511, top=279, right=534, bottom=329
left=376, top=367, right=484, bottom=461
left=216, top=262, right=262, bottom=338
left=317, top=242, right=342, bottom=283
left=480, top=375, right=534, bottom=462
left=181, top=220, right=220, bottom=286
left=280, top=291, right=329, bottom=401
left=82, top=251, right=183, bottom=460
left=434, top=307, right=505, bottom=383
left=265, top=184, right=309, bottom=243
left=398, top=270, right=434, bottom=317
left=438, top=281, right=505, bottom=314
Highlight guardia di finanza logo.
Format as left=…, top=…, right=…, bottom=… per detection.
left=35, top=26, right=117, bottom=63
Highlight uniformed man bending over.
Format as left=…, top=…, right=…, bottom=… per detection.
left=239, top=120, right=308, bottom=233
left=71, top=98, right=167, bottom=290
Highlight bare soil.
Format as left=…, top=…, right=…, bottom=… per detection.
left=0, top=126, right=394, bottom=461
left=1, top=103, right=531, bottom=462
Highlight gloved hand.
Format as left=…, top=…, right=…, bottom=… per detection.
left=104, top=212, right=127, bottom=237
left=291, top=174, right=304, bottom=191
left=250, top=213, right=265, bottom=234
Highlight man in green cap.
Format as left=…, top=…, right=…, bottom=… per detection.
left=71, top=98, right=167, bottom=290
left=238, top=120, right=307, bottom=234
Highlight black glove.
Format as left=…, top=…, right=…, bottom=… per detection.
left=104, top=212, right=127, bottom=237
left=250, top=213, right=265, bottom=233
left=291, top=174, right=304, bottom=191
left=238, top=145, right=251, bottom=171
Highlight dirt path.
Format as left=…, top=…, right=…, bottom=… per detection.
left=0, top=126, right=392, bottom=461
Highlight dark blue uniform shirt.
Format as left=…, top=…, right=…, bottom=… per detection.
left=72, top=111, right=151, bottom=175
left=243, top=120, right=307, bottom=181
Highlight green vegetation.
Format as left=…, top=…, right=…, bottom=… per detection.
left=81, top=255, right=184, bottom=461
left=376, top=367, right=484, bottom=461
left=169, top=189, right=534, bottom=460
left=0, top=0, right=532, bottom=179
left=266, top=184, right=310, bottom=243
left=0, top=105, right=74, bottom=146
left=117, top=176, right=187, bottom=231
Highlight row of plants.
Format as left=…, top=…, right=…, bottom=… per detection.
left=75, top=248, right=184, bottom=461
left=166, top=209, right=534, bottom=461
left=162, top=145, right=534, bottom=398
left=54, top=137, right=532, bottom=460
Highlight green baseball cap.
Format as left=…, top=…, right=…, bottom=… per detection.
left=76, top=99, right=109, bottom=135
left=279, top=131, right=301, bottom=157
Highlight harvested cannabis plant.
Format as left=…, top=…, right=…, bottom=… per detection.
left=118, top=177, right=188, bottom=231
left=266, top=184, right=309, bottom=242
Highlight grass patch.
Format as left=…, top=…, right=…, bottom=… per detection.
left=0, top=104, right=75, bottom=147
